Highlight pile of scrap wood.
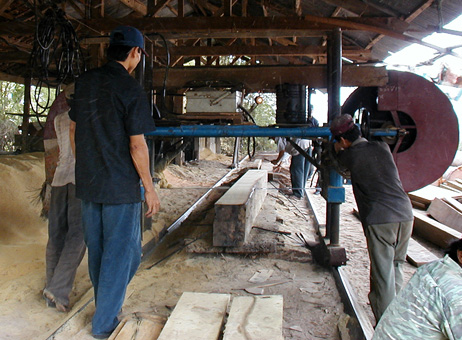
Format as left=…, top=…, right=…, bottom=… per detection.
left=407, top=182, right=462, bottom=265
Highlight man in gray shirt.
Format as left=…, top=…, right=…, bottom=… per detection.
left=330, top=114, right=413, bottom=323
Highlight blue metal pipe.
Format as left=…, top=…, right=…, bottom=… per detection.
left=145, top=125, right=397, bottom=138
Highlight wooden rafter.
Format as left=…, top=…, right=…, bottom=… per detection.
left=223, top=0, right=232, bottom=16
left=150, top=45, right=371, bottom=59
left=320, top=0, right=383, bottom=16
left=119, top=0, right=147, bottom=16
left=147, top=0, right=171, bottom=17
left=67, top=16, right=409, bottom=39
left=365, top=0, right=434, bottom=49
left=67, top=0, right=86, bottom=19
left=151, top=64, right=389, bottom=91
left=0, top=0, right=14, bottom=16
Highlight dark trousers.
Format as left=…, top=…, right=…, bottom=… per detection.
left=45, top=184, right=85, bottom=306
left=364, top=220, right=413, bottom=321
left=82, top=200, right=141, bottom=336
left=290, top=150, right=312, bottom=198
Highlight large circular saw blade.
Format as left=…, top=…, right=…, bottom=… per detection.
left=342, top=70, right=459, bottom=192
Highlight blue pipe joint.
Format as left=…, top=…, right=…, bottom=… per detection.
left=322, top=168, right=345, bottom=203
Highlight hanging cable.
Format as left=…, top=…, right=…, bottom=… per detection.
left=147, top=32, right=183, bottom=116
left=238, top=104, right=257, bottom=159
left=29, top=0, right=85, bottom=116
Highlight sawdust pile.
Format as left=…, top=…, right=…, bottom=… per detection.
left=0, top=153, right=91, bottom=340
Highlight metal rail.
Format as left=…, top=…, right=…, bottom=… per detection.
left=306, top=192, right=375, bottom=340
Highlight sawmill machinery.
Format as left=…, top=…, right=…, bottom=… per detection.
left=145, top=28, right=460, bottom=267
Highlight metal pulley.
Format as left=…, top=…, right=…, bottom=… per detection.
left=342, top=70, right=459, bottom=192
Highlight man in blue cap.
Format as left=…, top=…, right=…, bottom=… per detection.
left=69, top=25, right=160, bottom=339
left=330, top=114, right=413, bottom=324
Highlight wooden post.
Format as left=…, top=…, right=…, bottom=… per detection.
left=21, top=76, right=31, bottom=152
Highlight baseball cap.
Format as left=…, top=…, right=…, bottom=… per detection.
left=330, top=114, right=354, bottom=137
left=110, top=25, right=148, bottom=56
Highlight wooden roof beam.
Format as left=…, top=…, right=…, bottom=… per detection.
left=151, top=64, right=388, bottom=91
left=71, top=16, right=409, bottom=39
left=150, top=45, right=371, bottom=59
left=119, top=0, right=147, bottom=16
left=0, top=0, right=15, bottom=16
left=320, top=0, right=383, bottom=16
left=365, top=0, right=434, bottom=49
left=147, top=0, right=172, bottom=17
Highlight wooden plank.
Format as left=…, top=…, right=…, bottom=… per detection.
left=443, top=197, right=462, bottom=214
left=412, top=209, right=462, bottom=249
left=408, top=185, right=458, bottom=208
left=224, top=295, right=283, bottom=340
left=157, top=292, right=230, bottom=340
left=427, top=198, right=462, bottom=233
left=108, top=313, right=166, bottom=340
left=447, top=180, right=462, bottom=192
left=406, top=237, right=438, bottom=267
left=213, top=170, right=268, bottom=247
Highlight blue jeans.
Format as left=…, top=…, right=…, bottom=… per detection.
left=81, top=200, right=141, bottom=336
left=290, top=150, right=312, bottom=198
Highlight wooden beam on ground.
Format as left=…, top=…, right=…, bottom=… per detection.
left=413, top=209, right=462, bottom=249
left=223, top=295, right=283, bottom=340
left=427, top=198, right=462, bottom=233
left=213, top=170, right=268, bottom=247
left=157, top=292, right=230, bottom=340
left=152, top=64, right=388, bottom=91
left=108, top=313, right=166, bottom=340
left=406, top=237, right=438, bottom=267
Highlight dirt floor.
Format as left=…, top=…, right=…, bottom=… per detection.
left=0, top=151, right=441, bottom=340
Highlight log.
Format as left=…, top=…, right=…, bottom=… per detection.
left=406, top=238, right=438, bottom=267
left=412, top=209, right=462, bottom=249
left=427, top=198, right=462, bottom=233
left=223, top=295, right=284, bottom=340
left=213, top=170, right=268, bottom=246
left=157, top=292, right=230, bottom=340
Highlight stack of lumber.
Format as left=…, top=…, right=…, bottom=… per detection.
left=427, top=197, right=462, bottom=233
left=391, top=184, right=462, bottom=267
left=406, top=183, right=462, bottom=267
left=408, top=183, right=461, bottom=209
